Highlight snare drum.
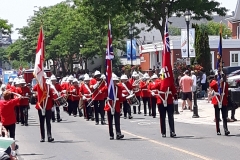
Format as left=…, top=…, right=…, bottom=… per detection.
left=54, top=96, right=68, bottom=109
left=126, top=94, right=139, bottom=106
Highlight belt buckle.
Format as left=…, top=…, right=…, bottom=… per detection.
left=163, top=100, right=167, bottom=107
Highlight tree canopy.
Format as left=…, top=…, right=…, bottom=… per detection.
left=0, top=18, right=12, bottom=33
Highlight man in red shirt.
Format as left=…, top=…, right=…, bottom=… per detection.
left=0, top=90, right=21, bottom=152
left=148, top=74, right=159, bottom=118
left=139, top=73, right=151, bottom=116
left=70, top=78, right=81, bottom=117
left=6, top=78, right=13, bottom=90
left=130, top=71, right=141, bottom=114
left=16, top=79, right=31, bottom=126
left=89, top=70, right=107, bottom=125
left=50, top=75, right=62, bottom=122
left=104, top=73, right=124, bottom=140
left=210, top=72, right=230, bottom=136
left=33, top=78, right=57, bottom=142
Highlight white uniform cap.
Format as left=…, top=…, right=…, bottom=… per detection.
left=73, top=78, right=78, bottom=83
left=101, top=74, right=106, bottom=80
left=15, top=79, right=20, bottom=85
left=151, top=74, right=158, bottom=79
left=84, top=74, right=90, bottom=81
left=132, top=71, right=139, bottom=77
left=50, top=75, right=57, bottom=80
left=94, top=70, right=101, bottom=76
left=19, top=79, right=26, bottom=84
left=143, top=73, right=150, bottom=79
left=120, top=74, right=128, bottom=80
left=68, top=75, right=74, bottom=81
left=112, top=73, right=119, bottom=81
left=9, top=78, right=13, bottom=83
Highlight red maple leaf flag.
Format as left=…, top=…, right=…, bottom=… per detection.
left=33, top=27, right=47, bottom=107
left=161, top=18, right=174, bottom=88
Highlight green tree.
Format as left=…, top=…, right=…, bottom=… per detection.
left=88, top=0, right=227, bottom=41
left=0, top=18, right=12, bottom=33
left=168, top=25, right=181, bottom=36
left=193, top=24, right=211, bottom=73
left=199, top=21, right=231, bottom=38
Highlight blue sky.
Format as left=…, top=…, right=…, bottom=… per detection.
left=0, top=0, right=238, bottom=39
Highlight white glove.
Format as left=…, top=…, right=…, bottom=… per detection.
left=99, top=90, right=102, bottom=94
left=25, top=93, right=28, bottom=96
left=93, top=83, right=98, bottom=89
left=82, top=96, right=86, bottom=100
left=122, top=94, right=126, bottom=97
left=72, top=89, right=76, bottom=92
left=151, top=92, right=155, bottom=96
left=62, top=90, right=66, bottom=93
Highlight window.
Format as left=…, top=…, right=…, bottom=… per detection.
left=230, top=51, right=240, bottom=67
left=237, top=26, right=240, bottom=39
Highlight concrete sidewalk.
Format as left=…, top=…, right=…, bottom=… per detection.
left=173, top=99, right=240, bottom=126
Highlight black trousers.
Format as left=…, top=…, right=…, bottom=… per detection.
left=151, top=97, right=157, bottom=117
left=94, top=100, right=105, bottom=123
left=52, top=106, right=61, bottom=121
left=214, top=105, right=228, bottom=133
left=72, top=100, right=79, bottom=116
left=133, top=96, right=141, bottom=113
left=38, top=109, right=52, bottom=139
left=142, top=97, right=151, bottom=115
left=15, top=106, right=20, bottom=123
left=20, top=106, right=28, bottom=125
left=158, top=104, right=175, bottom=134
left=3, top=123, right=16, bottom=139
left=123, top=100, right=131, bottom=117
left=67, top=99, right=73, bottom=115
left=107, top=111, right=121, bottom=137
left=85, top=101, right=93, bottom=120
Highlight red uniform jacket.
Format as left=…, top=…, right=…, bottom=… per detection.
left=70, top=85, right=80, bottom=101
left=129, top=78, right=141, bottom=97
left=0, top=98, right=20, bottom=125
left=139, top=81, right=150, bottom=97
left=210, top=80, right=228, bottom=106
left=104, top=84, right=123, bottom=113
left=156, top=83, right=177, bottom=105
left=79, top=83, right=92, bottom=102
left=6, top=83, right=12, bottom=90
left=89, top=78, right=107, bottom=100
left=34, top=84, right=57, bottom=110
left=118, top=81, right=132, bottom=101
left=148, top=81, right=160, bottom=98
left=61, top=82, right=72, bottom=100
left=15, top=86, right=31, bottom=106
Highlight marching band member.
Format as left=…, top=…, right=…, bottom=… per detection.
left=157, top=70, right=177, bottom=138
left=130, top=71, right=141, bottom=114
left=6, top=78, right=13, bottom=90
left=140, top=73, right=151, bottom=116
left=119, top=74, right=133, bottom=119
left=15, top=79, right=30, bottom=126
left=104, top=73, right=124, bottom=140
left=210, top=71, right=230, bottom=136
left=33, top=74, right=56, bottom=142
left=148, top=74, right=159, bottom=118
left=80, top=74, right=94, bottom=121
left=90, top=70, right=107, bottom=125
left=50, top=75, right=62, bottom=122
left=70, top=78, right=81, bottom=117
left=14, top=80, right=21, bottom=124
left=62, top=75, right=74, bottom=115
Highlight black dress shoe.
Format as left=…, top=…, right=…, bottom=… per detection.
left=153, top=116, right=156, bottom=118
left=110, top=136, right=114, bottom=140
left=144, top=114, right=147, bottom=116
left=86, top=119, right=89, bottom=121
left=52, top=120, right=55, bottom=122
left=116, top=134, right=124, bottom=140
left=170, top=132, right=176, bottom=137
left=162, top=134, right=166, bottom=138
left=128, top=116, right=133, bottom=119
left=25, top=123, right=28, bottom=126
left=91, top=118, right=95, bottom=121
left=95, top=122, right=99, bottom=125
left=40, top=139, right=45, bottom=142
left=48, top=138, right=54, bottom=142
left=101, top=121, right=106, bottom=125
left=225, top=131, right=230, bottom=136
left=138, top=112, right=141, bottom=114
left=217, top=132, right=221, bottom=135
left=57, top=119, right=62, bottom=122
left=149, top=113, right=152, bottom=116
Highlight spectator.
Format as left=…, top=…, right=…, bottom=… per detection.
left=191, top=71, right=197, bottom=92
left=179, top=70, right=193, bottom=111
left=201, top=69, right=207, bottom=98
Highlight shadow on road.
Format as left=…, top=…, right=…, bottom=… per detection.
left=119, top=138, right=143, bottom=141
left=52, top=140, right=85, bottom=143
left=132, top=118, right=146, bottom=119
left=57, top=121, right=77, bottom=123
left=18, top=153, right=44, bottom=156
left=173, top=135, right=207, bottom=139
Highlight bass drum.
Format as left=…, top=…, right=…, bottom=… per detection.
left=126, top=94, right=139, bottom=107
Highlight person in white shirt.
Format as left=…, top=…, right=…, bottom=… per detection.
left=201, top=70, right=207, bottom=97
left=191, top=71, right=197, bottom=92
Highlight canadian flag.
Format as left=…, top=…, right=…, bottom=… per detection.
left=154, top=44, right=159, bottom=55
left=139, top=45, right=144, bottom=57
left=33, top=27, right=47, bottom=106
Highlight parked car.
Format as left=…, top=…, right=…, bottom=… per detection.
left=227, top=75, right=240, bottom=88
left=223, top=66, right=240, bottom=77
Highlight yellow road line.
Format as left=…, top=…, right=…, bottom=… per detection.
left=122, top=130, right=212, bottom=160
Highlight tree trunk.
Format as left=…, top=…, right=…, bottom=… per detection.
left=84, top=58, right=88, bottom=72
left=61, top=58, right=66, bottom=76
left=69, top=57, right=73, bottom=74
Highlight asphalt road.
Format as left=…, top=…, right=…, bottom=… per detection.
left=15, top=106, right=240, bottom=160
